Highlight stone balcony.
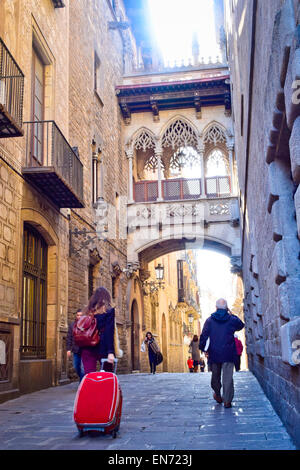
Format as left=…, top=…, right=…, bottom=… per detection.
left=133, top=176, right=231, bottom=202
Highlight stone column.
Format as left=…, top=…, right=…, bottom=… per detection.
left=126, top=148, right=134, bottom=204
left=197, top=140, right=206, bottom=198
left=226, top=141, right=235, bottom=194
left=155, top=145, right=163, bottom=201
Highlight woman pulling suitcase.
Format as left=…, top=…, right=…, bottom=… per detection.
left=76, top=286, right=116, bottom=374
left=73, top=287, right=123, bottom=438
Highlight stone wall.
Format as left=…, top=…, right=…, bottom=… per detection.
left=225, top=0, right=300, bottom=446
left=0, top=0, right=139, bottom=393
left=67, top=0, right=132, bottom=375
left=0, top=0, right=73, bottom=399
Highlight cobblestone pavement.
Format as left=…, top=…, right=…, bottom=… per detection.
left=0, top=371, right=297, bottom=450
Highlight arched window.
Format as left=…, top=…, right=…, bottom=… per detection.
left=205, top=149, right=231, bottom=197
left=133, top=129, right=157, bottom=181
left=169, top=146, right=201, bottom=178
left=21, top=224, right=47, bottom=359
left=206, top=149, right=228, bottom=177
left=143, top=154, right=165, bottom=181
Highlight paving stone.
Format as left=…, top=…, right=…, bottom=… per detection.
left=0, top=371, right=297, bottom=450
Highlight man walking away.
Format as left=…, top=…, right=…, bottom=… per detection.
left=199, top=299, right=244, bottom=408
left=67, top=309, right=84, bottom=382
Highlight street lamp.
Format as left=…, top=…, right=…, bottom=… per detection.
left=155, top=263, right=164, bottom=282
left=142, top=263, right=165, bottom=294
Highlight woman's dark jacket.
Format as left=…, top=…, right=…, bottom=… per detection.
left=199, top=309, right=244, bottom=364
left=96, top=307, right=115, bottom=356
left=80, top=307, right=115, bottom=356
left=145, top=338, right=159, bottom=362
left=189, top=340, right=200, bottom=361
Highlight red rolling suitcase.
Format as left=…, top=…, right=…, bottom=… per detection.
left=73, top=358, right=122, bottom=438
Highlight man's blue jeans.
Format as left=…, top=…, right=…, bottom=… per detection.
left=73, top=352, right=84, bottom=381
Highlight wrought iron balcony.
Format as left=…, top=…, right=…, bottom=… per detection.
left=0, top=38, right=24, bottom=138
left=133, top=176, right=231, bottom=203
left=22, top=120, right=84, bottom=208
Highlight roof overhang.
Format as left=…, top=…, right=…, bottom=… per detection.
left=116, top=75, right=231, bottom=123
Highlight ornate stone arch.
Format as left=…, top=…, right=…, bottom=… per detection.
left=128, top=127, right=158, bottom=180
left=202, top=121, right=229, bottom=146
left=160, top=116, right=199, bottom=151
left=130, top=127, right=156, bottom=152
left=202, top=122, right=231, bottom=176
left=159, top=116, right=200, bottom=176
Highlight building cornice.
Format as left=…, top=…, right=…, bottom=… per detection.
left=116, top=75, right=231, bottom=122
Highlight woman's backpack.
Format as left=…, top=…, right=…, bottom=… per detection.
left=73, top=314, right=100, bottom=348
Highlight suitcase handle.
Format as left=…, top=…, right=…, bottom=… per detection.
left=100, top=358, right=118, bottom=374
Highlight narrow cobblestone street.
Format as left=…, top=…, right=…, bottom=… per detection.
left=0, top=371, right=296, bottom=451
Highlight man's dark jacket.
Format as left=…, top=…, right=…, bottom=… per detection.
left=66, top=321, right=81, bottom=354
left=199, top=309, right=244, bottom=363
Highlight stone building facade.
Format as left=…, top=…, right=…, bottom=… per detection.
left=0, top=0, right=74, bottom=401
left=225, top=0, right=300, bottom=446
left=0, top=0, right=137, bottom=400
left=66, top=0, right=136, bottom=376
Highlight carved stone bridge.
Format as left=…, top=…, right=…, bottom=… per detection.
left=115, top=63, right=242, bottom=275
left=127, top=196, right=241, bottom=272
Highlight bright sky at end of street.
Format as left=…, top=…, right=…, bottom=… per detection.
left=147, top=0, right=220, bottom=65
left=197, top=250, right=237, bottom=322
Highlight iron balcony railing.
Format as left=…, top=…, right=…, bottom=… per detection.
left=134, top=176, right=231, bottom=203
left=0, top=37, right=24, bottom=136
left=23, top=120, right=84, bottom=207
